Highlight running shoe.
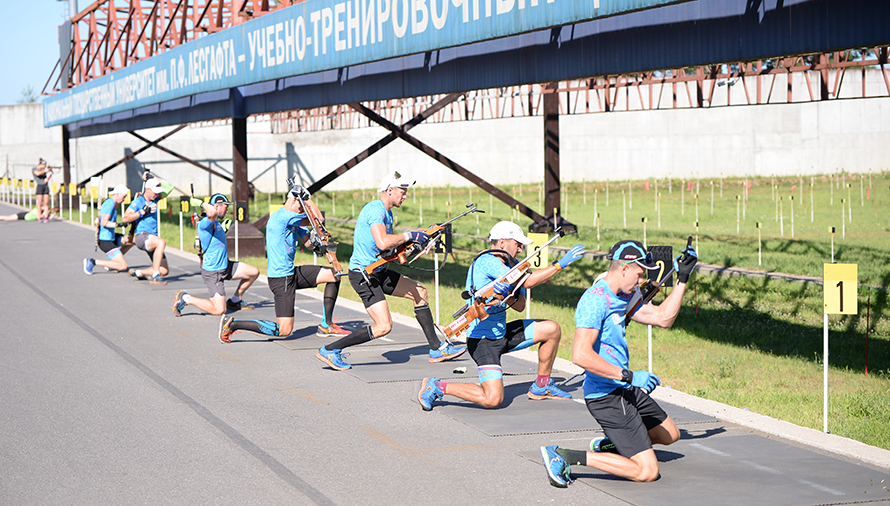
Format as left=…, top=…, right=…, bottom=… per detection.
left=528, top=379, right=572, bottom=401
left=149, top=275, right=167, bottom=285
left=316, top=346, right=351, bottom=370
left=172, top=290, right=187, bottom=317
left=428, top=343, right=467, bottom=363
left=316, top=322, right=350, bottom=337
left=218, top=315, right=236, bottom=344
left=418, top=377, right=443, bottom=411
left=540, top=445, right=572, bottom=488
left=590, top=437, right=618, bottom=454
left=226, top=298, right=248, bottom=312
left=129, top=268, right=146, bottom=280
left=83, top=258, right=95, bottom=275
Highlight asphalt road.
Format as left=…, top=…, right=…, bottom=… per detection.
left=1, top=201, right=888, bottom=506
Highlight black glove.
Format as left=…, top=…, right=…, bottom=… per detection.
left=141, top=204, right=156, bottom=215
left=289, top=184, right=311, bottom=201
left=115, top=222, right=125, bottom=228
left=407, top=230, right=430, bottom=246
left=673, top=240, right=698, bottom=284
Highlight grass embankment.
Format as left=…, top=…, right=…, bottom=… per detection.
left=152, top=172, right=889, bottom=449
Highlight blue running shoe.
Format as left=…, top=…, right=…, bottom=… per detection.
left=429, top=343, right=467, bottom=363
left=590, top=437, right=619, bottom=454
left=316, top=346, right=351, bottom=370
left=172, top=290, right=187, bottom=317
left=528, top=379, right=572, bottom=401
left=540, top=445, right=572, bottom=488
left=418, top=377, right=443, bottom=411
left=83, top=258, right=95, bottom=275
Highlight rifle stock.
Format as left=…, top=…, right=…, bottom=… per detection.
left=364, top=203, right=482, bottom=275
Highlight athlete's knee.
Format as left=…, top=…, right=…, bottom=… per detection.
left=210, top=301, right=227, bottom=316
left=537, top=320, right=562, bottom=341
left=373, top=322, right=393, bottom=336
left=480, top=392, right=504, bottom=409
left=278, top=321, right=294, bottom=336
left=633, top=466, right=660, bottom=483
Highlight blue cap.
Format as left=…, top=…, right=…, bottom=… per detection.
left=609, top=240, right=657, bottom=270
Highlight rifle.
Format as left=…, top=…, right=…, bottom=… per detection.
left=364, top=203, right=484, bottom=275
left=190, top=184, right=204, bottom=262
left=287, top=178, right=346, bottom=279
left=624, top=236, right=692, bottom=325
left=442, top=228, right=570, bottom=340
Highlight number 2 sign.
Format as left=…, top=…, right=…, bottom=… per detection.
left=823, top=263, right=857, bottom=315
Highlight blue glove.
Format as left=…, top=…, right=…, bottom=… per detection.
left=630, top=370, right=660, bottom=393
left=493, top=281, right=512, bottom=298
left=407, top=230, right=430, bottom=246
left=673, top=246, right=699, bottom=283
left=556, top=244, right=585, bottom=269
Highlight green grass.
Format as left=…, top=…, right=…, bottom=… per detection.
left=109, top=172, right=890, bottom=450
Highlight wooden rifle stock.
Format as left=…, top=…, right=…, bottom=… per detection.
left=300, top=196, right=346, bottom=278
left=364, top=203, right=482, bottom=275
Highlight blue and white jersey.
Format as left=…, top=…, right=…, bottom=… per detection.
left=98, top=197, right=118, bottom=242
left=465, top=253, right=525, bottom=340
left=198, top=217, right=229, bottom=272
left=349, top=199, right=392, bottom=272
left=127, top=194, right=160, bottom=236
left=265, top=207, right=309, bottom=278
left=575, top=278, right=644, bottom=399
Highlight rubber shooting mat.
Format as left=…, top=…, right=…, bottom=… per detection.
left=341, top=346, right=538, bottom=383
left=437, top=385, right=716, bottom=437
left=522, top=433, right=890, bottom=506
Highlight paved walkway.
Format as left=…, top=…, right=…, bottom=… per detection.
left=2, top=201, right=888, bottom=506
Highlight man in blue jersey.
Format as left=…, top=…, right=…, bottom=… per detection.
left=83, top=184, right=133, bottom=274
left=539, top=239, right=697, bottom=486
left=171, top=194, right=260, bottom=317
left=418, top=221, right=585, bottom=411
left=316, top=171, right=466, bottom=371
left=123, top=178, right=168, bottom=285
left=216, top=184, right=349, bottom=343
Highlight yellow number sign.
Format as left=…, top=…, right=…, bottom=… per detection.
left=527, top=233, right=550, bottom=269
left=824, top=263, right=857, bottom=315
left=157, top=198, right=168, bottom=211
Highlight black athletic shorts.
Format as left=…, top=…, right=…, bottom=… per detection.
left=35, top=183, right=49, bottom=195
left=201, top=259, right=239, bottom=298
left=467, top=319, right=539, bottom=368
left=585, top=387, right=668, bottom=459
left=268, top=265, right=324, bottom=318
left=348, top=268, right=401, bottom=308
left=15, top=212, right=27, bottom=220
left=98, top=236, right=121, bottom=253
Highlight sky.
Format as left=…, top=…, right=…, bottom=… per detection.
left=0, top=0, right=73, bottom=106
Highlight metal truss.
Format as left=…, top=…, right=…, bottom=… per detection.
left=269, top=47, right=890, bottom=134
left=44, top=0, right=304, bottom=94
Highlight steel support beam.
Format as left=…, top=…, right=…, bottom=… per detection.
left=126, top=131, right=233, bottom=183
left=76, top=124, right=188, bottom=188
left=306, top=92, right=463, bottom=195
left=348, top=101, right=550, bottom=229
left=542, top=82, right=563, bottom=231
left=232, top=117, right=249, bottom=219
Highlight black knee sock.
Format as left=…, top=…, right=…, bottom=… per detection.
left=322, top=279, right=340, bottom=325
left=414, top=304, right=441, bottom=350
left=555, top=448, right=587, bottom=466
left=326, top=325, right=373, bottom=351
left=231, top=319, right=279, bottom=336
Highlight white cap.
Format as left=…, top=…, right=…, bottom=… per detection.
left=377, top=171, right=415, bottom=192
left=111, top=184, right=129, bottom=195
left=144, top=178, right=163, bottom=194
left=489, top=221, right=533, bottom=246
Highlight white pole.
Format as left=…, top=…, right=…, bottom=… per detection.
left=526, top=288, right=531, bottom=320
left=434, top=251, right=440, bottom=324
left=179, top=210, right=184, bottom=251
left=648, top=325, right=653, bottom=372
left=235, top=219, right=240, bottom=261
left=823, top=313, right=829, bottom=433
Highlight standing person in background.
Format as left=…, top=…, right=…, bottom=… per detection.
left=32, top=159, right=52, bottom=222
left=216, top=185, right=349, bottom=343
left=539, top=239, right=697, bottom=487
left=316, top=171, right=465, bottom=371
left=124, top=177, right=169, bottom=285
left=171, top=194, right=260, bottom=318
left=83, top=185, right=133, bottom=274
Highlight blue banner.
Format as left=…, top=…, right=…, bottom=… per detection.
left=44, top=0, right=685, bottom=127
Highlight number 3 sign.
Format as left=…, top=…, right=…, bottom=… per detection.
left=823, top=263, right=857, bottom=315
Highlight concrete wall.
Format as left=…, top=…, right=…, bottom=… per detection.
left=3, top=87, right=889, bottom=197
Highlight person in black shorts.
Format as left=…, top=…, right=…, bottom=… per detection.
left=539, top=239, right=698, bottom=486
left=315, top=171, right=465, bottom=371
left=83, top=185, right=133, bottom=274
left=216, top=185, right=349, bottom=343
left=171, top=194, right=260, bottom=318
left=32, top=159, right=52, bottom=222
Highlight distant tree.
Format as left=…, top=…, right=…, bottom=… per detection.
left=16, top=86, right=39, bottom=104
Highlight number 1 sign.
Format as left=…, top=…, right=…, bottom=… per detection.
left=821, top=263, right=858, bottom=433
